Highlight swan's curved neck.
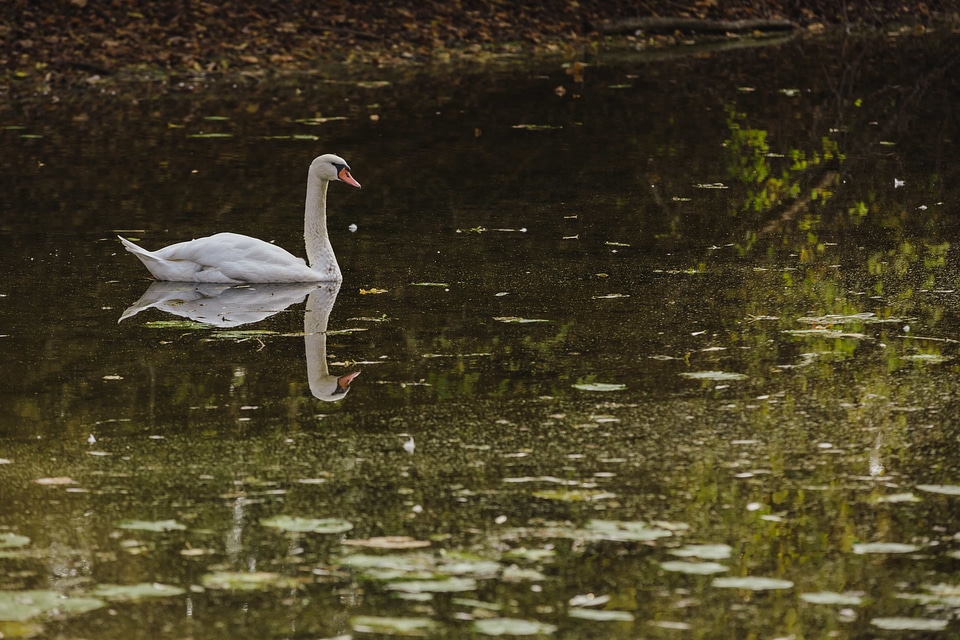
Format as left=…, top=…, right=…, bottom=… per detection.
left=304, top=175, right=341, bottom=280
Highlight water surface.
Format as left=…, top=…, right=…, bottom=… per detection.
left=1, top=30, right=960, bottom=639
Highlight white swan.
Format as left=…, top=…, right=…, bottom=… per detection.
left=119, top=154, right=360, bottom=283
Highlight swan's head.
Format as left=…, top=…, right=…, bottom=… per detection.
left=312, top=370, right=361, bottom=402
left=311, top=154, right=361, bottom=189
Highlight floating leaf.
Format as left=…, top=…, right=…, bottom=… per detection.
left=783, top=329, right=870, bottom=339
left=533, top=489, right=617, bottom=502
left=585, top=520, right=673, bottom=542
left=34, top=477, right=76, bottom=485
left=901, top=353, right=952, bottom=363
left=143, top=320, right=211, bottom=330
left=571, top=382, right=626, bottom=392
left=668, top=544, right=732, bottom=560
left=296, top=116, right=349, bottom=125
left=679, top=371, right=747, bottom=381
left=592, top=293, right=630, bottom=299
left=874, top=492, right=921, bottom=503
left=0, top=591, right=105, bottom=622
left=853, top=542, right=919, bottom=554
left=342, top=536, right=431, bottom=549
left=210, top=329, right=278, bottom=340
left=511, top=124, right=562, bottom=131
left=116, top=519, right=186, bottom=532
left=712, top=577, right=794, bottom=590
left=917, top=484, right=960, bottom=495
left=795, top=313, right=901, bottom=324
left=505, top=547, right=556, bottom=562
left=569, top=594, right=611, bottom=608
left=660, top=561, right=728, bottom=575
left=260, top=515, right=353, bottom=534
left=568, top=608, right=634, bottom=622
left=0, top=533, right=30, bottom=549
left=386, top=577, right=477, bottom=593
left=351, top=615, right=436, bottom=635
left=453, top=597, right=502, bottom=611
left=200, top=571, right=300, bottom=591
left=473, top=617, right=557, bottom=636
left=90, top=583, right=185, bottom=601
left=800, top=592, right=865, bottom=605
left=871, top=617, right=947, bottom=631
left=360, top=288, right=389, bottom=295
left=493, top=316, right=552, bottom=324
left=355, top=81, right=391, bottom=89
left=693, top=183, right=728, bottom=189
left=410, top=282, right=449, bottom=287
left=501, top=565, right=546, bottom=582
left=188, top=133, right=233, bottom=139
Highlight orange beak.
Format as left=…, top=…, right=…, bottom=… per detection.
left=338, top=167, right=361, bottom=188
left=337, top=371, right=361, bottom=393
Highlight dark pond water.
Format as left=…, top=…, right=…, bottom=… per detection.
left=1, top=29, right=960, bottom=639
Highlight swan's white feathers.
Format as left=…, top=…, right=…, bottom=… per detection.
left=121, top=233, right=323, bottom=283
left=119, top=153, right=355, bottom=283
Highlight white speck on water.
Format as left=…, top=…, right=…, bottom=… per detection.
left=87, top=434, right=96, bottom=444
left=348, top=223, right=358, bottom=232
left=746, top=502, right=762, bottom=511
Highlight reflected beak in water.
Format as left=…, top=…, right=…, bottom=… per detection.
left=338, top=167, right=361, bottom=188
left=336, top=371, right=361, bottom=394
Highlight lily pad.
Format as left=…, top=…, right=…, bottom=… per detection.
left=874, top=492, right=921, bottom=503
left=800, top=591, right=865, bottom=605
left=493, top=316, right=552, bottom=324
left=511, top=124, right=563, bottom=131
left=900, top=354, right=952, bottom=363
left=0, top=533, right=30, bottom=549
left=0, top=591, right=105, bottom=622
left=853, top=542, right=919, bottom=554
left=532, top=489, right=617, bottom=502
left=917, top=484, right=960, bottom=496
left=871, top=617, right=948, bottom=631
left=200, top=571, right=300, bottom=591
left=143, top=320, right=211, bottom=330
left=342, top=536, right=431, bottom=549
left=679, top=371, right=748, bottom=381
left=660, top=561, right=728, bottom=575
left=504, top=547, right=556, bottom=562
left=568, top=608, right=634, bottom=622
left=712, top=576, right=794, bottom=591
left=571, top=382, right=626, bottom=392
left=90, top=583, right=185, bottom=601
left=260, top=515, right=353, bottom=534
left=351, top=615, right=437, bottom=635
left=386, top=577, right=477, bottom=593
left=501, top=565, right=546, bottom=582
left=210, top=330, right=278, bottom=340
left=668, top=543, right=732, bottom=560
left=473, top=617, right=557, bottom=636
left=115, top=519, right=187, bottom=532
left=585, top=520, right=673, bottom=542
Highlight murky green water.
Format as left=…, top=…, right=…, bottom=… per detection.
left=2, top=31, right=960, bottom=639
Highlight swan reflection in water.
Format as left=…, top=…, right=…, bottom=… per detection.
left=120, top=281, right=359, bottom=401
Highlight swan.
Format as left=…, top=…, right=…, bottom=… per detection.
left=119, top=153, right=360, bottom=283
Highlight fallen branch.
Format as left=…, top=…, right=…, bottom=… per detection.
left=593, top=17, right=798, bottom=35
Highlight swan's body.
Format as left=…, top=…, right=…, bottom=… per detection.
left=119, top=154, right=360, bottom=283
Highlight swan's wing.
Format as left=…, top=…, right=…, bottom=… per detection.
left=151, top=233, right=319, bottom=283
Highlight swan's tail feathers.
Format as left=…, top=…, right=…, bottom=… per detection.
left=118, top=235, right=165, bottom=279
